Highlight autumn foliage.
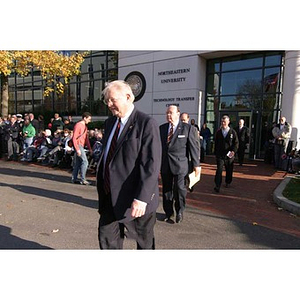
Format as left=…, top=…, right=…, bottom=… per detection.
left=0, top=50, right=86, bottom=96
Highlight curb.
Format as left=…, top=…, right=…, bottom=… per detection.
left=273, top=176, right=300, bottom=216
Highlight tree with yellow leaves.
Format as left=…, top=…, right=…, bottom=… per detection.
left=0, top=50, right=86, bottom=116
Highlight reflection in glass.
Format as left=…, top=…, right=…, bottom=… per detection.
left=263, top=67, right=280, bottom=93
left=263, top=93, right=279, bottom=111
left=222, top=56, right=263, bottom=71
left=207, top=74, right=220, bottom=96
left=221, top=69, right=262, bottom=95
left=265, top=55, right=282, bottom=66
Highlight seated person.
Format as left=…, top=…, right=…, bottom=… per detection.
left=21, top=132, right=44, bottom=162
left=36, top=129, right=53, bottom=162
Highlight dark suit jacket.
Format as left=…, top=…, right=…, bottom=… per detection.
left=234, top=126, right=249, bottom=145
left=96, top=108, right=161, bottom=223
left=214, top=127, right=239, bottom=158
left=159, top=121, right=200, bottom=176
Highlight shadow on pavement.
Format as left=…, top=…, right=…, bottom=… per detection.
left=0, top=182, right=98, bottom=209
left=188, top=209, right=300, bottom=249
left=0, top=225, right=52, bottom=249
left=0, top=166, right=71, bottom=183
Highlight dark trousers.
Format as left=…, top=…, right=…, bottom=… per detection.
left=161, top=171, right=187, bottom=218
left=215, top=156, right=234, bottom=188
left=7, top=138, right=20, bottom=159
left=98, top=194, right=156, bottom=249
left=237, top=142, right=246, bottom=165
left=274, top=143, right=284, bottom=169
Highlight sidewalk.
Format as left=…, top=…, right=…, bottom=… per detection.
left=186, top=156, right=300, bottom=238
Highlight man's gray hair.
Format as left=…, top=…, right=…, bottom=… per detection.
left=102, top=80, right=135, bottom=102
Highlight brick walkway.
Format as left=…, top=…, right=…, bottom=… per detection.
left=186, top=156, right=300, bottom=238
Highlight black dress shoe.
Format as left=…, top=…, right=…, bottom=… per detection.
left=225, top=183, right=230, bottom=188
left=214, top=186, right=220, bottom=193
left=163, top=214, right=174, bottom=223
left=176, top=213, right=183, bottom=223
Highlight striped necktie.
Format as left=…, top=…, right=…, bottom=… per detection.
left=167, top=124, right=174, bottom=144
left=104, top=118, right=121, bottom=194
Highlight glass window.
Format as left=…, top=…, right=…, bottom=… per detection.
left=92, top=80, right=108, bottom=116
left=91, top=55, right=107, bottom=72
left=219, top=94, right=261, bottom=110
left=207, top=74, right=220, bottom=96
left=24, top=90, right=32, bottom=101
left=34, top=90, right=42, bottom=100
left=263, top=67, right=280, bottom=93
left=108, top=52, right=118, bottom=69
left=221, top=69, right=262, bottom=95
left=206, top=96, right=217, bottom=111
left=265, top=54, right=282, bottom=66
left=222, top=56, right=263, bottom=71
left=262, top=93, right=279, bottom=111
left=206, top=111, right=215, bottom=123
left=207, top=60, right=220, bottom=73
left=7, top=51, right=118, bottom=117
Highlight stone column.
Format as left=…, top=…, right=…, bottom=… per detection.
left=282, top=51, right=300, bottom=148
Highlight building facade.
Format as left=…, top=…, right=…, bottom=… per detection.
left=7, top=51, right=118, bottom=119
left=118, top=50, right=300, bottom=159
left=6, top=50, right=300, bottom=159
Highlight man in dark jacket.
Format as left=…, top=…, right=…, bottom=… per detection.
left=235, top=118, right=249, bottom=166
left=214, top=115, right=239, bottom=193
left=160, top=106, right=200, bottom=223
left=96, top=80, right=161, bottom=249
left=6, top=115, right=22, bottom=161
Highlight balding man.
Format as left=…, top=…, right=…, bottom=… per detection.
left=160, top=106, right=200, bottom=223
left=234, top=119, right=249, bottom=166
left=272, top=116, right=292, bottom=170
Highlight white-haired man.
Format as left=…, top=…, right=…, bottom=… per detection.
left=96, top=80, right=161, bottom=249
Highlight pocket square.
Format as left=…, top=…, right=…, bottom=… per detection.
left=178, top=135, right=186, bottom=138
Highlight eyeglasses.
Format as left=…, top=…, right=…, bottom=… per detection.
left=103, top=97, right=121, bottom=105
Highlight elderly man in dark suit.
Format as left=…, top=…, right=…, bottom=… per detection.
left=160, top=105, right=200, bottom=224
left=96, top=80, right=161, bottom=249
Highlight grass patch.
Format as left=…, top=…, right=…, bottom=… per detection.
left=282, top=177, right=300, bottom=204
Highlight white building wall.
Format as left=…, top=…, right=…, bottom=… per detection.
left=118, top=51, right=206, bottom=126
left=118, top=50, right=300, bottom=148
left=281, top=51, right=300, bottom=147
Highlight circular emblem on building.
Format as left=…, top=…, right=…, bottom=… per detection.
left=125, top=71, right=146, bottom=101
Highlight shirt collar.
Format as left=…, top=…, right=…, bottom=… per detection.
left=169, top=119, right=179, bottom=129
left=120, top=104, right=134, bottom=125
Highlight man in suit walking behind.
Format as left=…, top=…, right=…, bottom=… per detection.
left=96, top=80, right=161, bottom=249
left=160, top=105, right=200, bottom=224
left=214, top=115, right=239, bottom=193
left=235, top=118, right=249, bottom=166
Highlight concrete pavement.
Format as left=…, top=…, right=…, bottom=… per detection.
left=1, top=157, right=300, bottom=249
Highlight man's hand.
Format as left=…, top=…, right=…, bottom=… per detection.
left=131, top=199, right=147, bottom=218
left=77, top=149, right=81, bottom=156
left=194, top=166, right=201, bottom=178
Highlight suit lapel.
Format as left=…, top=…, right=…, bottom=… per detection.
left=103, top=117, right=117, bottom=147
left=115, top=108, right=137, bottom=152
left=169, top=121, right=182, bottom=147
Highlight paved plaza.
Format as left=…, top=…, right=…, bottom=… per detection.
left=1, top=157, right=300, bottom=250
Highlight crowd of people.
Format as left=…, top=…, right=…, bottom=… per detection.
left=0, top=112, right=103, bottom=178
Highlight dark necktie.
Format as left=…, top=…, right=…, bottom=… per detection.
left=104, top=118, right=121, bottom=194
left=167, top=124, right=174, bottom=144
